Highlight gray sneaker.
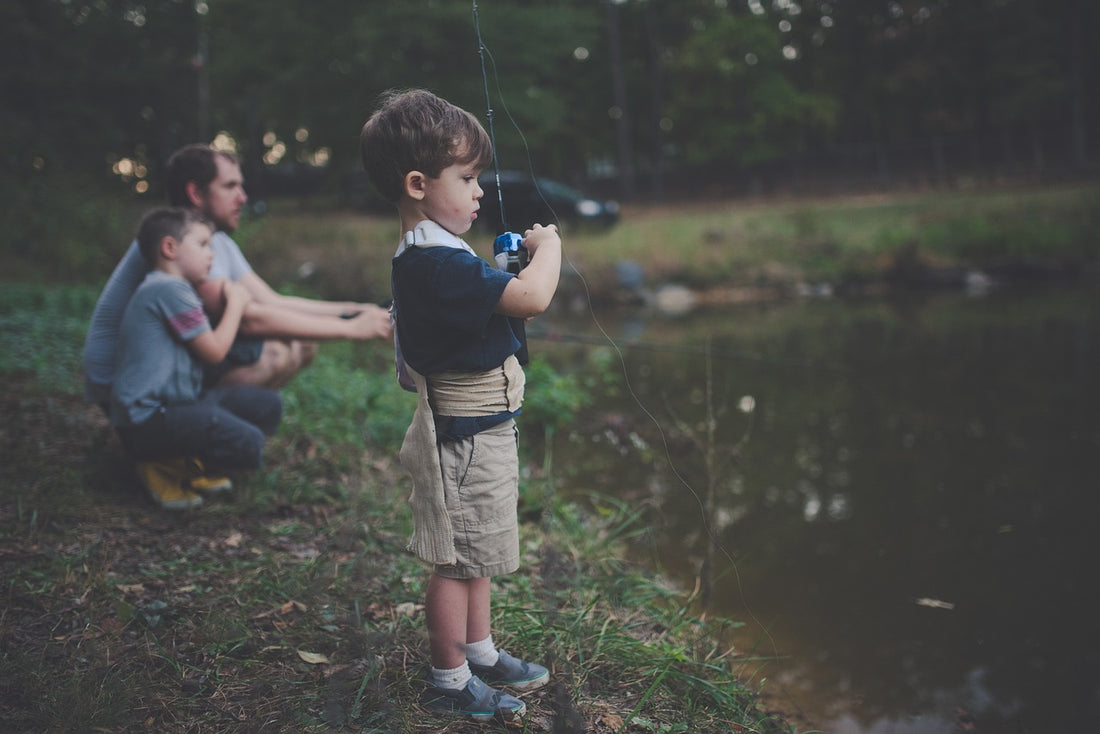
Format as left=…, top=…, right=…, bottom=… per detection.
left=469, top=649, right=550, bottom=692
left=420, top=674, right=526, bottom=723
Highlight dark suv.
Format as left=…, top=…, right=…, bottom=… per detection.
left=476, top=171, right=619, bottom=234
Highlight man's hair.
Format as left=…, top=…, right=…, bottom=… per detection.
left=136, top=207, right=211, bottom=269
left=360, top=89, right=494, bottom=204
left=165, top=144, right=241, bottom=207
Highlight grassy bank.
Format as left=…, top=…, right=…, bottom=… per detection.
left=8, top=182, right=1095, bottom=299
left=232, top=183, right=1100, bottom=304
left=0, top=284, right=795, bottom=733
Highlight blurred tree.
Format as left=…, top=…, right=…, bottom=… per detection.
left=1, top=0, right=204, bottom=278
left=1, top=0, right=1095, bottom=275
left=664, top=4, right=838, bottom=173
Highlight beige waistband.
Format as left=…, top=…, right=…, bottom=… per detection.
left=427, top=354, right=525, bottom=416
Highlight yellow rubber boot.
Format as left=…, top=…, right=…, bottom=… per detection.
left=186, top=458, right=232, bottom=493
left=136, top=459, right=203, bottom=509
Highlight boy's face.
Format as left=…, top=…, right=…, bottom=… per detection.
left=174, top=222, right=216, bottom=286
left=421, top=160, right=484, bottom=236
left=198, top=156, right=248, bottom=232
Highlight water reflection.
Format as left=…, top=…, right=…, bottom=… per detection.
left=532, top=285, right=1100, bottom=734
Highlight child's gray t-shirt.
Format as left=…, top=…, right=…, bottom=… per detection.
left=108, top=271, right=211, bottom=427
left=83, top=231, right=251, bottom=404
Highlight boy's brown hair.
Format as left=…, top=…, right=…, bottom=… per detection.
left=136, top=207, right=211, bottom=269
left=360, top=89, right=494, bottom=204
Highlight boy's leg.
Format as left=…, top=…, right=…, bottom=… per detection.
left=183, top=386, right=279, bottom=490
left=146, top=392, right=277, bottom=473
left=426, top=573, right=471, bottom=670
left=462, top=576, right=549, bottom=692
left=422, top=572, right=527, bottom=722
left=466, top=576, right=492, bottom=651
left=206, top=385, right=284, bottom=437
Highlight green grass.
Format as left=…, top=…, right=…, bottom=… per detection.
left=6, top=182, right=1096, bottom=303
left=222, top=183, right=1100, bottom=302
left=0, top=282, right=797, bottom=733
left=568, top=184, right=1100, bottom=288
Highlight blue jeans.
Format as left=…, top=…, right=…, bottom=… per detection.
left=115, top=386, right=282, bottom=472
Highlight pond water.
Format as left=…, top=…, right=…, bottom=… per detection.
left=531, top=282, right=1100, bottom=734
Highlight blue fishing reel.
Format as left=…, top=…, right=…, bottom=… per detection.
left=493, top=231, right=528, bottom=274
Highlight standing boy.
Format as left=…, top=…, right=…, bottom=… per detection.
left=110, top=207, right=283, bottom=509
left=360, top=89, right=561, bottom=723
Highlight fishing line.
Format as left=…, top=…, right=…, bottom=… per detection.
left=471, top=0, right=783, bottom=696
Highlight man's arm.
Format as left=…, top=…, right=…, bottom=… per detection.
left=237, top=271, right=365, bottom=317
left=196, top=275, right=392, bottom=341
left=239, top=299, right=392, bottom=340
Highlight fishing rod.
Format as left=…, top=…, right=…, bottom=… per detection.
left=472, top=0, right=528, bottom=275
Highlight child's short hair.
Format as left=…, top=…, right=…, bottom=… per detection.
left=360, top=89, right=494, bottom=204
left=136, top=207, right=211, bottom=269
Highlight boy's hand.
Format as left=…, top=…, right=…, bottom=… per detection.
left=521, top=223, right=560, bottom=256
left=222, top=279, right=251, bottom=309
left=345, top=304, right=394, bottom=340
left=496, top=223, right=562, bottom=319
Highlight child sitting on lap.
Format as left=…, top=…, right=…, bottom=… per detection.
left=110, top=207, right=282, bottom=509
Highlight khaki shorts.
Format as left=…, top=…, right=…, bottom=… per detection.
left=433, top=419, right=520, bottom=579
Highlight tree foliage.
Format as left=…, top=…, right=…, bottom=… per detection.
left=2, top=0, right=1095, bottom=268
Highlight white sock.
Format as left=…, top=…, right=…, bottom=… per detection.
left=430, top=661, right=472, bottom=690
left=466, top=636, right=499, bottom=666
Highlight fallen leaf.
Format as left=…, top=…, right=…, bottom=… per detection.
left=601, top=713, right=624, bottom=731
left=281, top=600, right=307, bottom=615
left=116, top=583, right=145, bottom=594
left=395, top=602, right=424, bottom=617
left=289, top=547, right=319, bottom=560
left=224, top=531, right=244, bottom=548
left=297, top=650, right=330, bottom=665
left=914, top=597, right=955, bottom=610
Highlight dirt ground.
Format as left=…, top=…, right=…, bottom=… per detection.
left=0, top=384, right=579, bottom=732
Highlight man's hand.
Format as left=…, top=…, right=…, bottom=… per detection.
left=345, top=303, right=394, bottom=340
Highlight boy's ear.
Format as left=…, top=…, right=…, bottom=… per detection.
left=184, top=180, right=205, bottom=208
left=160, top=235, right=179, bottom=261
left=403, top=171, right=427, bottom=200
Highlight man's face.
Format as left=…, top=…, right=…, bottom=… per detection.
left=199, top=156, right=248, bottom=232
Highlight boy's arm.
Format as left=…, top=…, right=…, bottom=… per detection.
left=496, top=224, right=562, bottom=319
left=187, top=280, right=250, bottom=365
